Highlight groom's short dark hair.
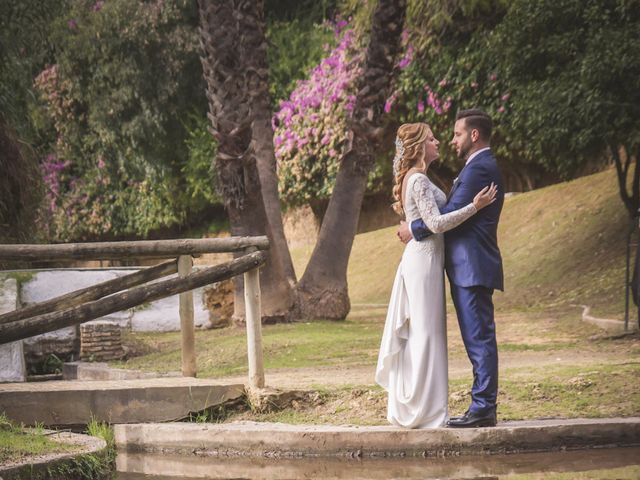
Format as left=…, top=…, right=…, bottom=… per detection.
left=456, top=109, right=492, bottom=141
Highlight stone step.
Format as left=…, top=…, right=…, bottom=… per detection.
left=114, top=417, right=640, bottom=458
left=0, top=377, right=244, bottom=427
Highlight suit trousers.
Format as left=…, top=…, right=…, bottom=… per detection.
left=449, top=282, right=498, bottom=414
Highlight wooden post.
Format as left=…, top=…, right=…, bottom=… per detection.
left=244, top=264, right=264, bottom=388
left=178, top=255, right=196, bottom=377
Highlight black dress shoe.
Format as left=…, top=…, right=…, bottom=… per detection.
left=447, top=410, right=497, bottom=428
left=448, top=409, right=470, bottom=422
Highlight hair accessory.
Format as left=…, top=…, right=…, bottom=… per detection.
left=392, top=136, right=405, bottom=177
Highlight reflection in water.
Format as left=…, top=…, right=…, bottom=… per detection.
left=116, top=447, right=640, bottom=479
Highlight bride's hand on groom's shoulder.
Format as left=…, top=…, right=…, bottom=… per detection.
left=473, top=183, right=498, bottom=210
left=397, top=221, right=412, bottom=244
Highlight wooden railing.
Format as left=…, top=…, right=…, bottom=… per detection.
left=0, top=237, right=268, bottom=388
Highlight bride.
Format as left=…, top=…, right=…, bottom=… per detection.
left=375, top=123, right=496, bottom=428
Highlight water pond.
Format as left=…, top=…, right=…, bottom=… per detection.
left=116, top=446, right=640, bottom=479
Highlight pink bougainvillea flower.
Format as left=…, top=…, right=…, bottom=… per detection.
left=397, top=44, right=414, bottom=70
left=398, top=57, right=411, bottom=69
left=384, top=99, right=393, bottom=114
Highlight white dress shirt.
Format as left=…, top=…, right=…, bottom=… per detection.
left=465, top=146, right=491, bottom=165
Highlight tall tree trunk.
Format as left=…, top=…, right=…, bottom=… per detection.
left=296, top=0, right=406, bottom=320
left=612, top=144, right=640, bottom=219
left=238, top=0, right=297, bottom=288
left=198, top=0, right=293, bottom=321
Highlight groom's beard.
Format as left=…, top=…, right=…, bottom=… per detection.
left=457, top=144, right=471, bottom=161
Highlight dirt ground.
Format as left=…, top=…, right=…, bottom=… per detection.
left=222, top=349, right=632, bottom=390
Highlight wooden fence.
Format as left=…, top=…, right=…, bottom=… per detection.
left=0, top=237, right=268, bottom=388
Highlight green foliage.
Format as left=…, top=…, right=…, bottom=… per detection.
left=34, top=0, right=215, bottom=240
left=0, top=0, right=68, bottom=139
left=390, top=0, right=640, bottom=187
left=267, top=19, right=337, bottom=105
left=181, top=113, right=220, bottom=210
left=3, top=271, right=35, bottom=287
left=86, top=417, right=114, bottom=450
left=266, top=0, right=336, bottom=22
left=488, top=0, right=640, bottom=175
left=265, top=0, right=337, bottom=105
left=42, top=354, right=64, bottom=375
left=389, top=1, right=514, bottom=174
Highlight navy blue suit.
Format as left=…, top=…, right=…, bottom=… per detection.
left=410, top=149, right=504, bottom=414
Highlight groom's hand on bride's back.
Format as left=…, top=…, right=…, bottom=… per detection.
left=397, top=221, right=412, bottom=244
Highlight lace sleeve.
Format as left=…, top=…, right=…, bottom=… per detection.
left=412, top=175, right=477, bottom=234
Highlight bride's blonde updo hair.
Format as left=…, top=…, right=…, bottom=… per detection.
left=391, top=123, right=430, bottom=216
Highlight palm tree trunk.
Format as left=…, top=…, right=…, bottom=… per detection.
left=296, top=0, right=406, bottom=320
left=198, top=0, right=294, bottom=321
left=238, top=0, right=297, bottom=287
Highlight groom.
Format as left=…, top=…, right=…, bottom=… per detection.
left=398, top=108, right=504, bottom=428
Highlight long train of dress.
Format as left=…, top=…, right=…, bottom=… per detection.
left=375, top=172, right=476, bottom=428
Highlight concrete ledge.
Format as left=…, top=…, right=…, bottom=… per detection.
left=0, top=431, right=106, bottom=479
left=0, top=378, right=244, bottom=427
left=114, top=417, right=640, bottom=458
left=62, top=361, right=180, bottom=381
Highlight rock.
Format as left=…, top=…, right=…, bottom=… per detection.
left=203, top=278, right=234, bottom=329
left=246, top=387, right=312, bottom=414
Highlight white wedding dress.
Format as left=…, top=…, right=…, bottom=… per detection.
left=375, top=172, right=477, bottom=428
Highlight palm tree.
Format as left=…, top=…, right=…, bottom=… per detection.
left=198, top=0, right=406, bottom=321
left=197, top=0, right=295, bottom=320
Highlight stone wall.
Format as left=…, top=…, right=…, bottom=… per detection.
left=0, top=277, right=26, bottom=382
left=80, top=322, right=125, bottom=361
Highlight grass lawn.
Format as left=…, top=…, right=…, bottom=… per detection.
left=0, top=414, right=74, bottom=465
left=115, top=167, right=640, bottom=424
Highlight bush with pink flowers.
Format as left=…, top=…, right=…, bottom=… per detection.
left=273, top=23, right=365, bottom=207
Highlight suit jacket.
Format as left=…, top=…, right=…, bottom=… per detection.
left=411, top=149, right=504, bottom=290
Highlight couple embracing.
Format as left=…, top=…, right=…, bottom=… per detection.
left=376, top=108, right=504, bottom=429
